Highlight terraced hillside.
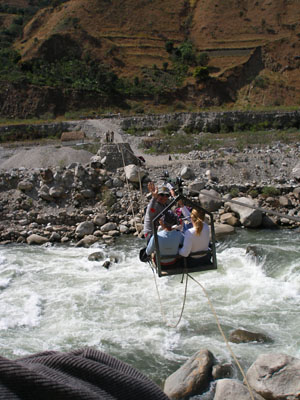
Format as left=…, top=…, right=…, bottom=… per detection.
left=0, top=0, right=299, bottom=115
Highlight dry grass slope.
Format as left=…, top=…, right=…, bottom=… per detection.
left=1, top=0, right=300, bottom=108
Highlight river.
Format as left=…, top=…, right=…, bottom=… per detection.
left=0, top=228, right=299, bottom=390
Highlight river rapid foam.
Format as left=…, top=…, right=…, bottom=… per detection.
left=0, top=229, right=299, bottom=385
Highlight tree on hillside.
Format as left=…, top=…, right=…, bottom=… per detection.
left=196, top=52, right=209, bottom=66
left=194, top=66, right=209, bottom=82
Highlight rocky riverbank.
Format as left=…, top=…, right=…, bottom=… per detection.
left=0, top=138, right=300, bottom=246
left=163, top=349, right=300, bottom=400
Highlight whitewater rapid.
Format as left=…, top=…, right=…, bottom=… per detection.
left=0, top=229, right=299, bottom=385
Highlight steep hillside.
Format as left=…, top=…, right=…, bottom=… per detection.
left=17, top=0, right=188, bottom=76
left=0, top=0, right=299, bottom=117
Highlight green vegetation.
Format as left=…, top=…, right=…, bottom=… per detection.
left=0, top=125, right=62, bottom=143
left=0, top=52, right=119, bottom=94
left=0, top=4, right=121, bottom=96
left=230, top=188, right=239, bottom=197
left=261, top=186, right=280, bottom=197
left=227, top=158, right=236, bottom=166
left=101, top=188, right=115, bottom=208
left=249, top=189, right=259, bottom=198
left=128, top=125, right=300, bottom=155
left=164, top=40, right=211, bottom=85
left=194, top=66, right=210, bottom=83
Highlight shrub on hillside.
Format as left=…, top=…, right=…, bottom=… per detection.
left=194, top=66, right=209, bottom=82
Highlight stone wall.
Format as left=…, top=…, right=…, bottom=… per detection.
left=121, top=110, right=300, bottom=133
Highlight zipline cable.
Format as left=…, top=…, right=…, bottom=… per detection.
left=196, top=189, right=300, bottom=223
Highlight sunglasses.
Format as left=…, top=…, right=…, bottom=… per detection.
left=159, top=194, right=169, bottom=197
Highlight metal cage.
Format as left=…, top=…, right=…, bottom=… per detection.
left=152, top=194, right=217, bottom=277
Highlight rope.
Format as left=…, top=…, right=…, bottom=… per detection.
left=150, top=261, right=254, bottom=399
left=150, top=261, right=188, bottom=329
left=196, top=189, right=300, bottom=223
left=187, top=273, right=255, bottom=400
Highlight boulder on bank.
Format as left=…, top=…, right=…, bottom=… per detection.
left=75, top=235, right=99, bottom=247
left=214, top=223, right=235, bottom=238
left=75, top=221, right=95, bottom=238
left=17, top=180, right=33, bottom=191
left=188, top=180, right=205, bottom=195
left=226, top=197, right=262, bottom=228
left=93, top=214, right=107, bottom=227
left=164, top=349, right=214, bottom=399
left=101, top=222, right=118, bottom=232
left=246, top=353, right=300, bottom=400
left=124, top=164, right=147, bottom=183
left=199, top=189, right=222, bottom=212
left=180, top=166, right=195, bottom=180
left=27, top=234, right=49, bottom=245
left=220, top=212, right=239, bottom=226
left=214, top=379, right=265, bottom=400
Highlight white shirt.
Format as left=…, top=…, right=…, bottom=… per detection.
left=179, top=223, right=210, bottom=258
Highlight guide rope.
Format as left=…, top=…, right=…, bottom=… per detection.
left=150, top=260, right=255, bottom=399
left=150, top=260, right=188, bottom=329
left=187, top=273, right=255, bottom=400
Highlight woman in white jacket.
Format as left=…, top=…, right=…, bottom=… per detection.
left=179, top=208, right=212, bottom=267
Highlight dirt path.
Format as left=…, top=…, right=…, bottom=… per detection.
left=81, top=119, right=178, bottom=167
left=0, top=118, right=175, bottom=170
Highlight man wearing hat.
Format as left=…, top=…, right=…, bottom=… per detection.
left=146, top=210, right=183, bottom=267
left=143, top=182, right=172, bottom=241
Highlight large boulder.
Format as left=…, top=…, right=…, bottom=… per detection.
left=229, top=329, right=272, bottom=344
left=225, top=197, right=262, bottom=228
left=75, top=221, right=95, bottom=238
left=49, top=185, right=64, bottom=199
left=124, top=164, right=146, bottom=183
left=38, top=185, right=53, bottom=202
left=164, top=349, right=214, bottom=399
left=180, top=166, right=195, bottom=180
left=199, top=189, right=222, bottom=212
left=246, top=353, right=300, bottom=400
left=75, top=235, right=99, bottom=247
left=27, top=234, right=49, bottom=245
left=101, top=222, right=118, bottom=232
left=214, top=223, right=235, bottom=239
left=88, top=251, right=105, bottom=261
left=17, top=180, right=33, bottom=191
left=220, top=212, right=239, bottom=226
left=214, top=379, right=265, bottom=400
left=188, top=180, right=205, bottom=195
left=93, top=214, right=107, bottom=227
